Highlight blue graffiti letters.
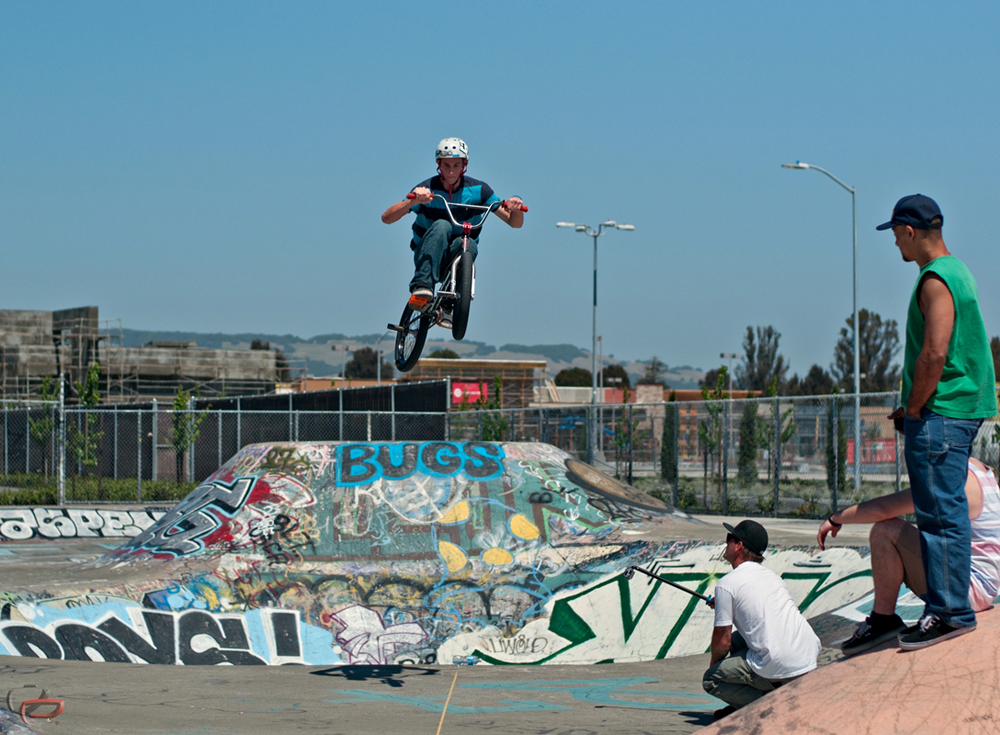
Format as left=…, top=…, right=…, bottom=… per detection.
left=336, top=442, right=504, bottom=486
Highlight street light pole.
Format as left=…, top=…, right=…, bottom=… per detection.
left=557, top=219, right=635, bottom=465
left=720, top=352, right=741, bottom=469
left=782, top=161, right=861, bottom=490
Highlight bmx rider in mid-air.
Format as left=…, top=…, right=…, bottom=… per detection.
left=381, top=137, right=525, bottom=329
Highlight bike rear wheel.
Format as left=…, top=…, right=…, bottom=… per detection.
left=394, top=305, right=429, bottom=372
left=451, top=251, right=474, bottom=341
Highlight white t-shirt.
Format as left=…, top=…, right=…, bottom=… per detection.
left=713, top=561, right=821, bottom=680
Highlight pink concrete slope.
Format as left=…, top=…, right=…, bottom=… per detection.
left=699, top=607, right=1000, bottom=735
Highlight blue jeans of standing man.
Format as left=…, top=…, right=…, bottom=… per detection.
left=409, top=220, right=479, bottom=293
left=903, top=409, right=983, bottom=629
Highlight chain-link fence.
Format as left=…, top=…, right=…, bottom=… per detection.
left=3, top=391, right=998, bottom=515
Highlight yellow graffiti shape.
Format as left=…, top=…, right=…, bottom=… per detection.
left=508, top=514, right=540, bottom=541
left=437, top=541, right=469, bottom=573
left=482, top=547, right=515, bottom=567
left=438, top=500, right=471, bottom=525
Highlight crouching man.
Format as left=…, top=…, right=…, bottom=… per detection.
left=703, top=520, right=821, bottom=719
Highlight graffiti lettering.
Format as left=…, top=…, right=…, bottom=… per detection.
left=116, top=477, right=256, bottom=557
left=0, top=509, right=165, bottom=541
left=336, top=442, right=504, bottom=486
left=0, top=608, right=310, bottom=666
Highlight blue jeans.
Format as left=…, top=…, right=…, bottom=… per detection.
left=903, top=409, right=983, bottom=628
left=410, top=220, right=478, bottom=292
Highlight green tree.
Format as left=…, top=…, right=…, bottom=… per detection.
left=428, top=348, right=460, bottom=359
left=698, top=367, right=728, bottom=504
left=832, top=309, right=901, bottom=392
left=826, top=398, right=848, bottom=498
left=640, top=356, right=668, bottom=386
left=172, top=387, right=209, bottom=485
left=661, top=391, right=678, bottom=484
left=737, top=400, right=759, bottom=490
left=786, top=365, right=836, bottom=396
left=554, top=367, right=592, bottom=387
left=469, top=375, right=508, bottom=441
left=28, top=375, right=59, bottom=479
left=68, top=363, right=103, bottom=496
left=612, top=385, right=649, bottom=480
left=343, top=346, right=393, bottom=379
left=757, top=376, right=796, bottom=482
left=602, top=363, right=631, bottom=391
left=735, top=326, right=788, bottom=393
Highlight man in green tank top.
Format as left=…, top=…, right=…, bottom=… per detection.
left=878, top=194, right=997, bottom=650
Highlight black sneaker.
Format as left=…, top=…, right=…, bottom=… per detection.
left=898, top=614, right=976, bottom=651
left=841, top=614, right=905, bottom=656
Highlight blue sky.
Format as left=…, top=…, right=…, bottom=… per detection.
left=3, top=1, right=999, bottom=377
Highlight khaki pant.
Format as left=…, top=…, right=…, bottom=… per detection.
left=702, top=633, right=795, bottom=709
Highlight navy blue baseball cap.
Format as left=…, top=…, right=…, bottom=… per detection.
left=875, top=194, right=943, bottom=231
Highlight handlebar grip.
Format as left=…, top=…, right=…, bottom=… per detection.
left=406, top=193, right=416, bottom=200
left=505, top=200, right=528, bottom=212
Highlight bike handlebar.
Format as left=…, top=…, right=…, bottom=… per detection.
left=406, top=192, right=528, bottom=226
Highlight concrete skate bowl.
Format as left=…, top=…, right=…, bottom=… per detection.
left=0, top=442, right=874, bottom=667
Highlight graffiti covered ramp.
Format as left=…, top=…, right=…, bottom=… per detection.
left=0, top=442, right=873, bottom=667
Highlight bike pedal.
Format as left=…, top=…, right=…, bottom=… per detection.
left=387, top=323, right=404, bottom=333
left=436, top=290, right=457, bottom=299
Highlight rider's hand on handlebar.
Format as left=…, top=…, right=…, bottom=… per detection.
left=503, top=196, right=526, bottom=212
left=408, top=187, right=433, bottom=204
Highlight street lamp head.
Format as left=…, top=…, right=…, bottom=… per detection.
left=556, top=222, right=576, bottom=228
left=616, top=224, right=635, bottom=231
left=781, top=161, right=810, bottom=169
left=575, top=225, right=587, bottom=232
left=602, top=220, right=617, bottom=227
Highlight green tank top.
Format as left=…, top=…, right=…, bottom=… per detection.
left=902, top=255, right=997, bottom=418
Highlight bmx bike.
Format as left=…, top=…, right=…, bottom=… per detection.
left=387, top=193, right=527, bottom=372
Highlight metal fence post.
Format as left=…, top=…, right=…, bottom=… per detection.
left=627, top=404, right=633, bottom=485
left=445, top=376, right=451, bottom=442
left=24, top=403, right=30, bottom=474
left=188, top=393, right=196, bottom=482
left=3, top=402, right=7, bottom=476
left=113, top=404, right=119, bottom=480
left=773, top=396, right=780, bottom=517
left=137, top=407, right=143, bottom=503
left=218, top=407, right=223, bottom=468
left=832, top=396, right=839, bottom=513
left=57, top=375, right=65, bottom=505
left=722, top=400, right=730, bottom=516
left=391, top=384, right=396, bottom=441
left=237, top=397, right=242, bottom=449
left=288, top=393, right=293, bottom=440
left=151, top=399, right=158, bottom=481
left=510, top=409, right=515, bottom=441
left=673, top=402, right=680, bottom=507
left=338, top=391, right=343, bottom=441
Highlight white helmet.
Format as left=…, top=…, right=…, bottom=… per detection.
left=435, top=138, right=468, bottom=161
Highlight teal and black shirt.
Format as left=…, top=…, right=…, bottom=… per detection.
left=902, top=255, right=998, bottom=419
left=408, top=175, right=501, bottom=251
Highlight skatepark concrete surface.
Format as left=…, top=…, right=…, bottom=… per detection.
left=0, top=511, right=868, bottom=735
left=702, top=605, right=1000, bottom=735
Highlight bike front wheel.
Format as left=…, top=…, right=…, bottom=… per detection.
left=451, top=251, right=474, bottom=341
left=394, top=305, right=430, bottom=372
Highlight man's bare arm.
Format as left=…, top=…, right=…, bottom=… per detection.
left=382, top=187, right=433, bottom=225
left=492, top=197, right=525, bottom=229
left=709, top=626, right=731, bottom=666
left=906, top=273, right=954, bottom=417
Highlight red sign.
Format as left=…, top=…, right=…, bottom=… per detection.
left=452, top=382, right=487, bottom=405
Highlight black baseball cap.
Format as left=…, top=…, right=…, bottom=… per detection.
left=723, top=520, right=768, bottom=555
left=875, top=194, right=943, bottom=231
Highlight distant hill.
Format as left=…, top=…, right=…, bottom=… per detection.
left=120, top=329, right=704, bottom=390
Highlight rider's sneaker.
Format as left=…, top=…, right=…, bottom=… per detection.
left=438, top=307, right=453, bottom=330
left=841, top=614, right=905, bottom=656
left=408, top=287, right=433, bottom=312
left=898, top=613, right=976, bottom=651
